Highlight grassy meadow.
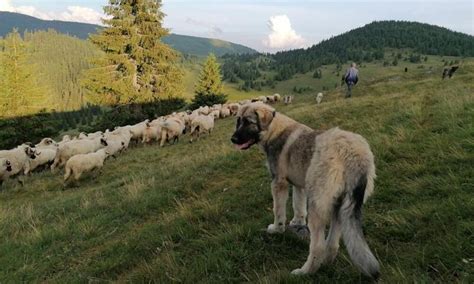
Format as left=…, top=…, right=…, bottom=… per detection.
left=0, top=57, right=473, bottom=282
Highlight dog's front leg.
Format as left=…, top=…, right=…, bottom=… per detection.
left=267, top=179, right=288, bottom=234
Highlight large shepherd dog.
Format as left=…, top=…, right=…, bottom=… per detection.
left=231, top=102, right=380, bottom=278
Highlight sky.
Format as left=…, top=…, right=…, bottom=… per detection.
left=0, top=0, right=472, bottom=52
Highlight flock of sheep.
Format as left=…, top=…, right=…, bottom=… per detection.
left=0, top=92, right=323, bottom=187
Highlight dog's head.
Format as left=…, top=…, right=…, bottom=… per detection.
left=231, top=103, right=275, bottom=150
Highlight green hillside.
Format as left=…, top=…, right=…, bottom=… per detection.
left=0, top=12, right=257, bottom=57
left=162, top=34, right=256, bottom=57
left=0, top=57, right=472, bottom=282
left=222, top=21, right=474, bottom=90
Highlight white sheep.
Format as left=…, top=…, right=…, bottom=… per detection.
left=58, top=135, right=72, bottom=147
left=0, top=158, right=12, bottom=186
left=197, top=106, right=210, bottom=115
left=87, top=131, right=104, bottom=139
left=108, top=128, right=133, bottom=150
left=36, top=138, right=59, bottom=149
left=220, top=106, right=231, bottom=118
left=228, top=103, right=240, bottom=115
left=190, top=115, right=215, bottom=143
left=142, top=122, right=162, bottom=144
left=51, top=137, right=108, bottom=172
left=64, top=149, right=109, bottom=183
left=316, top=92, right=323, bottom=104
left=266, top=96, right=275, bottom=103
left=210, top=109, right=220, bottom=119
left=258, top=96, right=268, bottom=103
left=103, top=138, right=125, bottom=157
left=129, top=120, right=150, bottom=143
left=29, top=148, right=57, bottom=172
left=284, top=95, right=294, bottom=105
left=274, top=93, right=281, bottom=102
left=160, top=117, right=186, bottom=147
left=27, top=138, right=59, bottom=172
left=0, top=144, right=37, bottom=177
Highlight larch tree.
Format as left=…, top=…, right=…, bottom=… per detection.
left=82, top=0, right=183, bottom=105
left=191, top=53, right=227, bottom=108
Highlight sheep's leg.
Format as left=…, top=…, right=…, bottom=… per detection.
left=64, top=167, right=72, bottom=183
left=160, top=130, right=167, bottom=147
left=74, top=171, right=82, bottom=181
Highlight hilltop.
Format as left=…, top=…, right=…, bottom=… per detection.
left=222, top=21, right=474, bottom=89
left=0, top=11, right=257, bottom=57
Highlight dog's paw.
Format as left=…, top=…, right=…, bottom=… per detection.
left=267, top=223, right=285, bottom=234
left=291, top=268, right=307, bottom=275
left=289, top=218, right=306, bottom=226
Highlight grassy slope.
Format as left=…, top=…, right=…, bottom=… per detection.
left=0, top=58, right=473, bottom=282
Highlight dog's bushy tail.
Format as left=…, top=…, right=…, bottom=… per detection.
left=340, top=174, right=380, bottom=279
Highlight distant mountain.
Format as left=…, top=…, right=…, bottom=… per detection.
left=0, top=11, right=257, bottom=56
left=222, top=20, right=474, bottom=83
left=162, top=34, right=256, bottom=57
left=272, top=20, right=474, bottom=69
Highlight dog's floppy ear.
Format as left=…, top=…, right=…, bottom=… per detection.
left=255, top=108, right=276, bottom=130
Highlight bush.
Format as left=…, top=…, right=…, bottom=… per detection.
left=189, top=92, right=228, bottom=110
left=89, top=98, right=186, bottom=131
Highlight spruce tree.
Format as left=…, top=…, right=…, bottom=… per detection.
left=82, top=0, right=183, bottom=105
left=191, top=53, right=227, bottom=108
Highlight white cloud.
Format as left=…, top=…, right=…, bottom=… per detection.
left=185, top=17, right=223, bottom=37
left=0, top=1, right=104, bottom=25
left=263, top=14, right=306, bottom=50
left=0, top=0, right=15, bottom=12
left=58, top=6, right=103, bottom=25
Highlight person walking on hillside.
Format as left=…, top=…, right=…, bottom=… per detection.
left=343, top=62, right=359, bottom=98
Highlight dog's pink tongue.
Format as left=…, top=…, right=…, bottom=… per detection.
left=235, top=141, right=251, bottom=150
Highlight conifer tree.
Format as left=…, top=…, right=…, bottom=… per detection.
left=82, top=0, right=183, bottom=105
left=0, top=29, right=49, bottom=117
left=191, top=53, right=227, bottom=108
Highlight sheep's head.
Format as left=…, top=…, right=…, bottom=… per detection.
left=2, top=159, right=12, bottom=172
left=24, top=146, right=37, bottom=159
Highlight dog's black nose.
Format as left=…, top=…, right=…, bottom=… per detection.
left=231, top=135, right=238, bottom=144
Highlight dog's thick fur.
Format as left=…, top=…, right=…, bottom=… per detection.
left=231, top=102, right=379, bottom=278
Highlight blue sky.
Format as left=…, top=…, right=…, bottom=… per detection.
left=1, top=0, right=473, bottom=52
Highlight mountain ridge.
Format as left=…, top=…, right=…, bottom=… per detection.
left=0, top=11, right=257, bottom=57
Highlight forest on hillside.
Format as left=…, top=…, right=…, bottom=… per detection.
left=0, top=29, right=99, bottom=116
left=222, top=21, right=474, bottom=91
